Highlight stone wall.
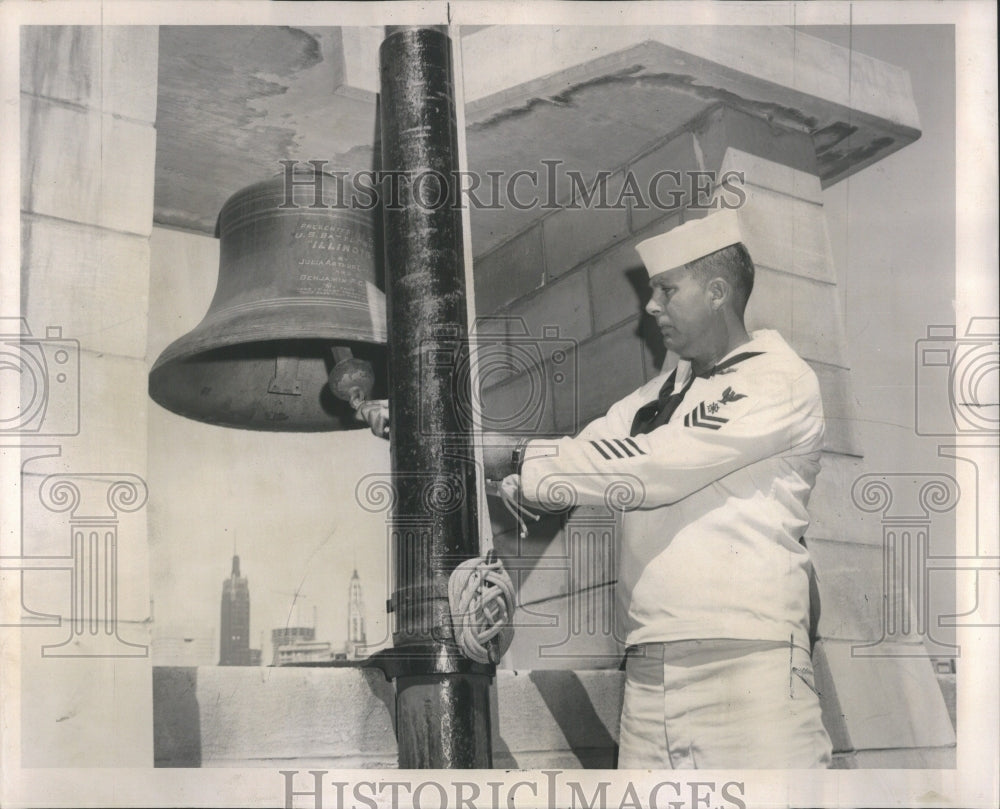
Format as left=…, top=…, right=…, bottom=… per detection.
left=16, top=25, right=159, bottom=767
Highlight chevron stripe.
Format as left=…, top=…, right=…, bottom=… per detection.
left=684, top=402, right=729, bottom=430
left=612, top=439, right=635, bottom=457
left=623, top=438, right=646, bottom=456
left=590, top=440, right=612, bottom=460
left=600, top=439, right=624, bottom=459
left=590, top=438, right=647, bottom=461
left=615, top=438, right=641, bottom=458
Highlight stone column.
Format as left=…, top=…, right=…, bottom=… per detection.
left=16, top=25, right=159, bottom=767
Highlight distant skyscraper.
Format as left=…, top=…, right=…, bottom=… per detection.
left=219, top=555, right=251, bottom=666
left=347, top=568, right=367, bottom=660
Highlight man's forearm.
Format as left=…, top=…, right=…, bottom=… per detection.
left=479, top=432, right=529, bottom=480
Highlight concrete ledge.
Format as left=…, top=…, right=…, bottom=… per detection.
left=462, top=27, right=920, bottom=187
left=153, top=667, right=623, bottom=769
left=463, top=27, right=919, bottom=131
left=154, top=655, right=954, bottom=769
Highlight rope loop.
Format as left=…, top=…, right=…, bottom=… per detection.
left=499, top=473, right=540, bottom=539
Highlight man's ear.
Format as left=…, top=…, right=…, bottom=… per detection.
left=707, top=277, right=730, bottom=310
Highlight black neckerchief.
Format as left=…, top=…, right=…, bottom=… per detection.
left=629, top=351, right=763, bottom=436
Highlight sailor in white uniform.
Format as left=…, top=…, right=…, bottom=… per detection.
left=513, top=210, right=832, bottom=769
left=360, top=209, right=832, bottom=769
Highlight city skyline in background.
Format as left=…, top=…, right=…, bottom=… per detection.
left=152, top=552, right=374, bottom=667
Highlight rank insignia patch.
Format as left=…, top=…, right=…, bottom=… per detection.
left=684, top=401, right=729, bottom=430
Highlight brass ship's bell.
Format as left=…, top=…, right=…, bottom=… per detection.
left=149, top=169, right=387, bottom=431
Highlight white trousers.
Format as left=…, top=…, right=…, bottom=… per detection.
left=617, top=640, right=832, bottom=769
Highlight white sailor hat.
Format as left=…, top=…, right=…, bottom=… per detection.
left=635, top=209, right=744, bottom=279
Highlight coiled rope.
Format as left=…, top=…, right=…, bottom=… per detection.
left=448, top=549, right=516, bottom=665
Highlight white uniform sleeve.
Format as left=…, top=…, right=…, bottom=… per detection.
left=520, top=366, right=824, bottom=509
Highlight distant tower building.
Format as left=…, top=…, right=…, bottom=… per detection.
left=346, top=569, right=367, bottom=660
left=272, top=604, right=333, bottom=666
left=219, top=554, right=251, bottom=665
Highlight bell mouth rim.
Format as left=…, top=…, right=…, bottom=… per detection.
left=150, top=293, right=388, bottom=372
left=151, top=331, right=386, bottom=373
left=148, top=338, right=387, bottom=432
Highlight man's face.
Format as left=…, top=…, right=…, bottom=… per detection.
left=644, top=267, right=714, bottom=359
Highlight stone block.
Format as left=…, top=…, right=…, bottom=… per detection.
left=21, top=26, right=160, bottom=123
left=495, top=669, right=623, bottom=768
left=628, top=132, right=701, bottom=232
left=22, top=216, right=150, bottom=359
left=31, top=351, right=149, bottom=475
left=586, top=239, right=649, bottom=333
left=789, top=277, right=849, bottom=367
left=807, top=537, right=901, bottom=642
left=808, top=452, right=870, bottom=545
left=745, top=267, right=849, bottom=367
left=193, top=666, right=397, bottom=766
left=744, top=266, right=794, bottom=345
left=718, top=146, right=823, bottom=203
left=494, top=507, right=618, bottom=609
left=480, top=368, right=557, bottom=435
left=810, top=361, right=864, bottom=456
left=542, top=173, right=628, bottom=279
left=474, top=225, right=545, bottom=315
left=495, top=529, right=566, bottom=607
left=502, top=587, right=626, bottom=671
left=819, top=639, right=956, bottom=752
left=571, top=322, right=646, bottom=430
left=20, top=636, right=153, bottom=767
left=738, top=185, right=837, bottom=284
left=505, top=269, right=592, bottom=346
left=468, top=321, right=538, bottom=392
left=21, top=97, right=156, bottom=236
left=147, top=226, right=219, bottom=362
left=18, top=468, right=151, bottom=627
left=153, top=665, right=626, bottom=769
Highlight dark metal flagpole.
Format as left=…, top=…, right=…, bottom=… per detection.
left=375, top=24, right=493, bottom=768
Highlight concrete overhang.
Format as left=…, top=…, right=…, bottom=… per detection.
left=154, top=24, right=920, bottom=251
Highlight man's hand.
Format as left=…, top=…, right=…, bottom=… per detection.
left=356, top=399, right=389, bottom=438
